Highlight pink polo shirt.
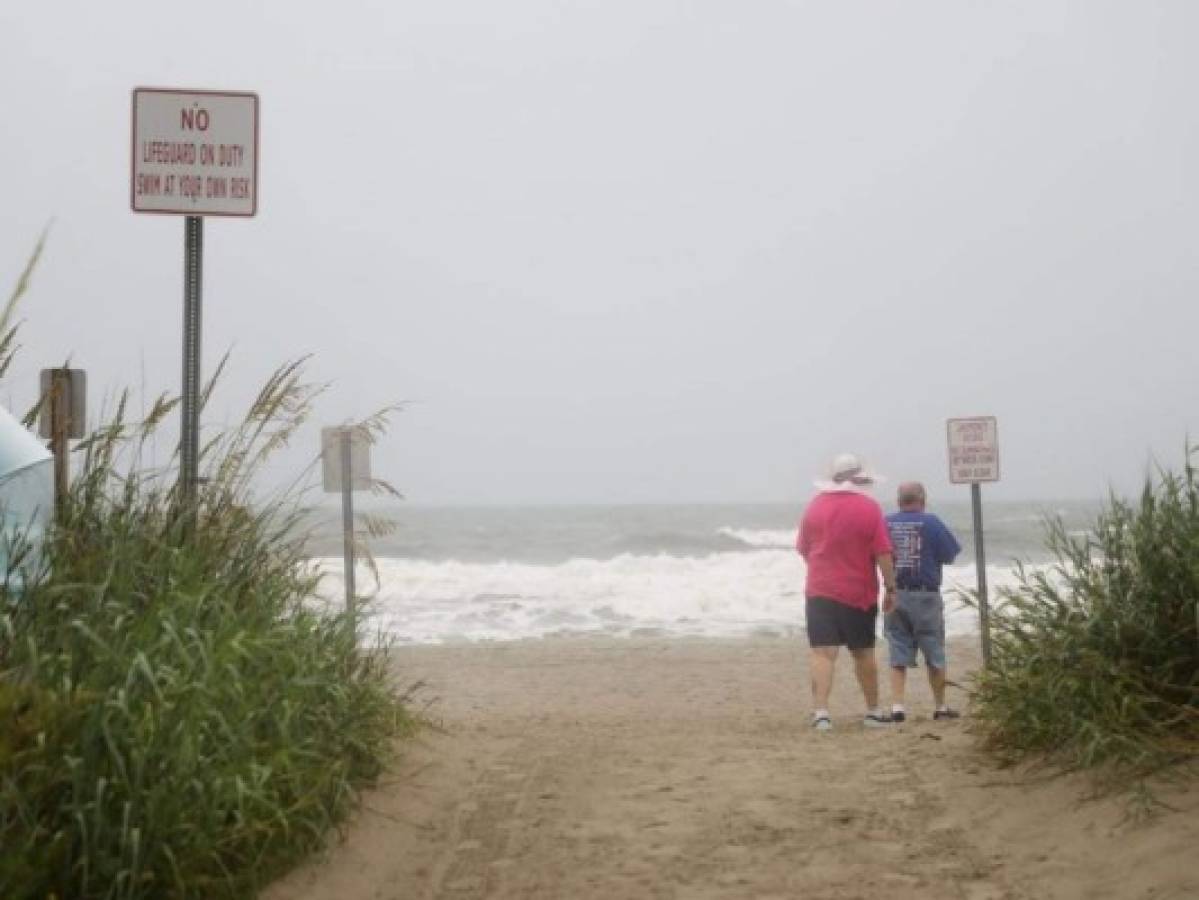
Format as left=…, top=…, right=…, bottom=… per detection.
left=797, top=490, right=893, bottom=610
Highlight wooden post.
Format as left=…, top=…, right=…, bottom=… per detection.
left=49, top=369, right=70, bottom=519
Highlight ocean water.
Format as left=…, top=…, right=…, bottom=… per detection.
left=304, top=500, right=1100, bottom=645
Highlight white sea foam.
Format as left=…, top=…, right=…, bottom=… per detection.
left=315, top=551, right=1029, bottom=645
left=716, top=527, right=796, bottom=549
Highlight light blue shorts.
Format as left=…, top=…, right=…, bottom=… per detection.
left=884, top=590, right=946, bottom=670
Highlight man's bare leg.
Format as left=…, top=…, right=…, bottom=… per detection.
left=849, top=647, right=880, bottom=710
left=810, top=646, right=838, bottom=712
left=927, top=664, right=946, bottom=708
left=890, top=665, right=907, bottom=708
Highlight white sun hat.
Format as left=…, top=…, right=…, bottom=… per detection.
left=813, top=452, right=886, bottom=493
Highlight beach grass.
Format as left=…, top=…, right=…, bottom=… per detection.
left=0, top=243, right=414, bottom=898
left=969, top=453, right=1199, bottom=786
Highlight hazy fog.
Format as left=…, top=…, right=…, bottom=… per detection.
left=2, top=2, right=1197, bottom=504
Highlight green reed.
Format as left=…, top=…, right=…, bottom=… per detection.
left=0, top=244, right=413, bottom=897
left=969, top=453, right=1199, bottom=784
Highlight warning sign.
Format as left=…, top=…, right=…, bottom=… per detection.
left=947, top=416, right=999, bottom=484
left=131, top=88, right=258, bottom=216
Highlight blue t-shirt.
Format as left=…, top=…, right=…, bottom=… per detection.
left=885, top=510, right=962, bottom=591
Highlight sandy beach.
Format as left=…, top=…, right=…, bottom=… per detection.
left=264, top=637, right=1198, bottom=899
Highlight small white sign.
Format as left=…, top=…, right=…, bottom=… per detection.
left=131, top=88, right=259, bottom=216
left=947, top=416, right=1000, bottom=484
left=321, top=427, right=372, bottom=493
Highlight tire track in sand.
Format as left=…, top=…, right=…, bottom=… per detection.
left=426, top=738, right=545, bottom=899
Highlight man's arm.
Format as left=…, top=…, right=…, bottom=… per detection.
left=937, top=518, right=962, bottom=563
left=876, top=552, right=897, bottom=613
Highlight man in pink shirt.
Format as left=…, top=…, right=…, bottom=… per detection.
left=797, top=453, right=898, bottom=731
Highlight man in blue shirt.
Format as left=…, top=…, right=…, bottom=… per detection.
left=884, top=482, right=962, bottom=722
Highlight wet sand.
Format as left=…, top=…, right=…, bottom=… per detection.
left=264, top=637, right=1198, bottom=899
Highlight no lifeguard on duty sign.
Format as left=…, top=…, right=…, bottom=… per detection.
left=131, top=88, right=259, bottom=217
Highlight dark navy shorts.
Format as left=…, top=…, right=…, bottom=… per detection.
left=805, top=597, right=878, bottom=650
left=884, top=590, right=946, bottom=669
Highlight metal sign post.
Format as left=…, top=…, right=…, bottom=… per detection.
left=970, top=482, right=991, bottom=665
left=39, top=367, right=87, bottom=518
left=340, top=429, right=356, bottom=616
left=322, top=427, right=371, bottom=620
left=131, top=87, right=259, bottom=509
left=181, top=216, right=203, bottom=506
left=947, top=416, right=1000, bottom=667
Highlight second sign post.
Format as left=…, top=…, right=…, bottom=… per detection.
left=322, top=427, right=372, bottom=619
left=947, top=416, right=1000, bottom=666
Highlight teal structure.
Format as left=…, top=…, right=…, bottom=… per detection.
left=0, top=405, right=51, bottom=586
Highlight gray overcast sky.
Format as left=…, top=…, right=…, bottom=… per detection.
left=2, top=1, right=1197, bottom=504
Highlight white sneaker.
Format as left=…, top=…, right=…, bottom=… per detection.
left=812, top=714, right=832, bottom=732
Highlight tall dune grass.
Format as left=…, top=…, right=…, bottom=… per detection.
left=0, top=242, right=413, bottom=897
left=970, top=455, right=1199, bottom=783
